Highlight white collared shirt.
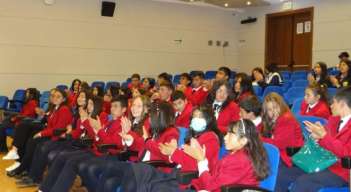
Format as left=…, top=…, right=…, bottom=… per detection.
left=213, top=101, right=223, bottom=120
left=339, top=114, right=351, bottom=132
left=307, top=101, right=319, bottom=112
left=252, top=116, right=262, bottom=127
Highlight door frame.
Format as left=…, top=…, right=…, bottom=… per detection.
left=264, top=7, right=314, bottom=71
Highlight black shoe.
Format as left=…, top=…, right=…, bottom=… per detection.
left=16, top=178, right=38, bottom=188
left=14, top=171, right=28, bottom=180
left=7, top=169, right=21, bottom=177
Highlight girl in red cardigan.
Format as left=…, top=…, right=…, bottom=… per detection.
left=233, top=73, right=255, bottom=103
left=206, top=80, right=240, bottom=134
left=181, top=119, right=269, bottom=192
left=1, top=88, right=40, bottom=153
left=261, top=92, right=304, bottom=167
left=300, top=83, right=331, bottom=119
left=67, top=79, right=81, bottom=108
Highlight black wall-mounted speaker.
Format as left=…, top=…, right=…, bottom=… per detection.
left=101, top=1, right=116, bottom=17
left=241, top=17, right=257, bottom=24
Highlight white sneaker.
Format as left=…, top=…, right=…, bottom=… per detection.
left=2, top=150, right=19, bottom=160
left=5, top=161, right=20, bottom=172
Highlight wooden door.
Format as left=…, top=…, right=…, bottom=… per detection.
left=265, top=7, right=314, bottom=71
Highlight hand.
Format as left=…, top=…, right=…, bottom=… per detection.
left=142, top=126, right=149, bottom=140
left=151, top=92, right=160, bottom=101
left=304, top=121, right=327, bottom=140
left=307, top=73, right=315, bottom=84
left=176, top=84, right=186, bottom=92
left=89, top=117, right=102, bottom=132
left=183, top=138, right=206, bottom=161
left=202, top=80, right=212, bottom=90
left=119, top=132, right=133, bottom=142
left=330, top=76, right=339, bottom=87
left=79, top=107, right=89, bottom=121
left=33, top=132, right=41, bottom=139
left=121, top=117, right=132, bottom=134
left=66, top=125, right=72, bottom=134
left=159, top=139, right=177, bottom=156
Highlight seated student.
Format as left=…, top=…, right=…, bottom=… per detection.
left=67, top=79, right=81, bottom=108
left=15, top=93, right=106, bottom=187
left=84, top=101, right=179, bottom=192
left=103, top=85, right=119, bottom=114
left=307, top=62, right=332, bottom=87
left=233, top=73, right=255, bottom=103
left=330, top=60, right=351, bottom=88
left=183, top=71, right=208, bottom=107
left=176, top=73, right=192, bottom=93
left=79, top=81, right=91, bottom=93
left=3, top=89, right=55, bottom=172
left=265, top=63, right=283, bottom=86
left=98, top=105, right=221, bottom=192
left=128, top=73, right=142, bottom=90
left=336, top=51, right=350, bottom=70
left=276, top=87, right=351, bottom=192
left=156, top=72, right=172, bottom=88
left=7, top=89, right=73, bottom=177
left=239, top=96, right=263, bottom=132
left=261, top=93, right=304, bottom=167
left=203, top=67, right=232, bottom=91
left=251, top=67, right=267, bottom=88
left=0, top=88, right=40, bottom=152
left=78, top=95, right=150, bottom=192
left=92, top=86, right=104, bottom=97
left=206, top=80, right=240, bottom=134
left=38, top=95, right=128, bottom=192
left=172, top=91, right=193, bottom=128
left=141, top=77, right=155, bottom=97
left=300, top=83, right=331, bottom=119
left=151, top=81, right=174, bottom=103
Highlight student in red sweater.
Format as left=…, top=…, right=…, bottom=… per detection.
left=91, top=101, right=179, bottom=192
left=78, top=95, right=151, bottom=192
left=183, top=71, right=208, bottom=107
left=184, top=119, right=269, bottom=192
left=176, top=72, right=192, bottom=93
left=128, top=73, right=142, bottom=90
left=172, top=91, right=193, bottom=128
left=206, top=80, right=240, bottom=134
left=151, top=81, right=174, bottom=103
left=7, top=89, right=73, bottom=177
left=276, top=87, right=351, bottom=192
left=261, top=93, right=304, bottom=167
left=239, top=96, right=263, bottom=132
left=67, top=79, right=81, bottom=108
left=0, top=88, right=40, bottom=152
left=233, top=73, right=255, bottom=103
left=38, top=95, right=128, bottom=192
left=300, top=83, right=331, bottom=119
left=103, top=85, right=119, bottom=114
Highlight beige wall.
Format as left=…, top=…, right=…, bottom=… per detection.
left=237, top=0, right=351, bottom=73
left=0, top=0, right=239, bottom=96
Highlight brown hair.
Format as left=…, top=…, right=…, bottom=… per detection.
left=129, top=95, right=150, bottom=136
left=306, top=83, right=329, bottom=104
left=262, top=93, right=290, bottom=136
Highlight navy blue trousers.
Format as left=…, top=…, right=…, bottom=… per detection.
left=275, top=163, right=347, bottom=192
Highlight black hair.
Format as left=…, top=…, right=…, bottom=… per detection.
left=234, top=73, right=254, bottom=96
left=93, top=86, right=104, bottom=97
left=158, top=72, right=172, bottom=82
left=90, top=96, right=103, bottom=120
left=339, top=52, right=349, bottom=59
left=334, top=87, right=351, bottom=108
left=171, top=90, right=186, bottom=101
left=111, top=95, right=128, bottom=109
left=191, top=71, right=205, bottom=79
left=25, top=88, right=40, bottom=104
left=180, top=73, right=192, bottom=86
left=206, top=80, right=233, bottom=111
left=266, top=62, right=279, bottom=73
left=239, top=96, right=262, bottom=117
left=228, top=120, right=270, bottom=180
left=218, top=67, right=231, bottom=79
left=70, top=79, right=81, bottom=92
left=186, top=104, right=223, bottom=145
left=131, top=73, right=141, bottom=80
left=149, top=101, right=175, bottom=138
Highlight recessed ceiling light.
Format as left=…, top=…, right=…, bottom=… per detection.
left=224, top=3, right=229, bottom=7
left=246, top=1, right=252, bottom=5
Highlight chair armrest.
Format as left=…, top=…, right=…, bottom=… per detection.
left=176, top=171, right=198, bottom=185
left=97, top=144, right=118, bottom=153
left=286, top=147, right=301, bottom=157
left=53, top=128, right=67, bottom=136
left=221, top=185, right=270, bottom=192
left=118, top=150, right=139, bottom=161
left=143, top=160, right=177, bottom=168
left=341, top=157, right=351, bottom=169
